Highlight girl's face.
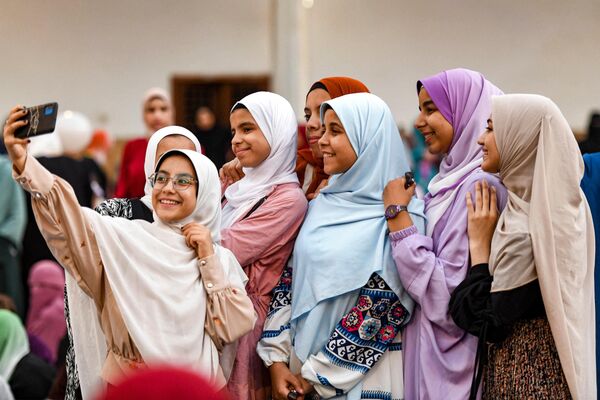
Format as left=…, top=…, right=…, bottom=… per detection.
left=144, top=97, right=173, bottom=134
left=319, top=109, right=357, bottom=175
left=415, top=88, right=454, bottom=155
left=229, top=108, right=271, bottom=168
left=152, top=155, right=197, bottom=223
left=155, top=135, right=197, bottom=162
left=304, top=88, right=331, bottom=159
left=478, top=117, right=501, bottom=173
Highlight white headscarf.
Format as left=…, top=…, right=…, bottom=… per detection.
left=221, top=92, right=299, bottom=228
left=140, top=126, right=202, bottom=210
left=68, top=127, right=202, bottom=399
left=75, top=150, right=246, bottom=393
left=489, top=94, right=595, bottom=399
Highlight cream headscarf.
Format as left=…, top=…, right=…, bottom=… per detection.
left=489, top=94, right=596, bottom=399
left=72, top=150, right=247, bottom=396
left=221, top=91, right=299, bottom=228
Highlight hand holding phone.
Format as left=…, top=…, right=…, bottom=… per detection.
left=14, top=102, right=59, bottom=139
left=404, top=171, right=415, bottom=189
left=3, top=106, right=32, bottom=173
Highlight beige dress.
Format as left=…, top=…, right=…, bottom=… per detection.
left=15, top=155, right=256, bottom=385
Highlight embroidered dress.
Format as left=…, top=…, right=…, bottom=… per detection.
left=258, top=93, right=425, bottom=399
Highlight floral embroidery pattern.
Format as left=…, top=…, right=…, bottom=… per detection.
left=359, top=317, right=382, bottom=340
left=342, top=307, right=364, bottom=332
left=323, top=273, right=410, bottom=375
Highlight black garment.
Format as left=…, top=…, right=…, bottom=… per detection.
left=9, top=352, right=55, bottom=400
left=20, top=156, right=107, bottom=314
left=449, top=264, right=545, bottom=342
left=449, top=263, right=546, bottom=399
left=63, top=197, right=153, bottom=400
left=192, top=126, right=230, bottom=169
left=579, top=112, right=600, bottom=155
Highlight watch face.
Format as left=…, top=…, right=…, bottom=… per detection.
left=385, top=205, right=398, bottom=219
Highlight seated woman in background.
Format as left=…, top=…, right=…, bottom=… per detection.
left=449, top=94, right=595, bottom=399
left=4, top=106, right=255, bottom=395
left=0, top=309, right=55, bottom=400
left=382, top=68, right=506, bottom=399
left=114, top=87, right=174, bottom=198
left=220, top=92, right=307, bottom=400
left=258, top=93, right=425, bottom=399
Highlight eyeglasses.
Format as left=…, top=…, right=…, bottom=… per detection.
left=148, top=172, right=197, bottom=191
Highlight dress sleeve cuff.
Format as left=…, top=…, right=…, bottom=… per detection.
left=12, top=154, right=55, bottom=195
left=468, top=263, right=491, bottom=278
left=389, top=225, right=418, bottom=241
left=198, top=253, right=227, bottom=293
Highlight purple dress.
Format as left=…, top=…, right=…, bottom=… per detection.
left=392, top=69, right=506, bottom=399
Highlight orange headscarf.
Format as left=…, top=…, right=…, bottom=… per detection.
left=297, top=77, right=370, bottom=198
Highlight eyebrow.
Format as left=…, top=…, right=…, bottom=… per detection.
left=328, top=121, right=343, bottom=129
left=237, top=122, right=256, bottom=129
left=422, top=100, right=435, bottom=108
left=156, top=170, right=194, bottom=178
left=487, top=119, right=492, bottom=124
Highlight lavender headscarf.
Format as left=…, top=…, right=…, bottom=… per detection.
left=419, top=68, right=503, bottom=235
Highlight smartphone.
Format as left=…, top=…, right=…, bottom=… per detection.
left=404, top=171, right=415, bottom=189
left=14, top=102, right=59, bottom=139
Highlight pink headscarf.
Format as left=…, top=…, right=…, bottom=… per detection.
left=26, top=260, right=66, bottom=363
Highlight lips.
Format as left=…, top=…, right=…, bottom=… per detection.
left=308, top=136, right=321, bottom=145
left=234, top=148, right=250, bottom=157
left=158, top=199, right=180, bottom=207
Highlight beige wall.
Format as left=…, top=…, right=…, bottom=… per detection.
left=305, top=0, right=600, bottom=132
left=1, top=0, right=598, bottom=137
left=0, top=0, right=271, bottom=137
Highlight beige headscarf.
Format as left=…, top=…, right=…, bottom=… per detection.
left=489, top=94, right=596, bottom=399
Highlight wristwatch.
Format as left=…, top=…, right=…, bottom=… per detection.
left=385, top=204, right=408, bottom=220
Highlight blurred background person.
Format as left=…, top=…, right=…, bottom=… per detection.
left=26, top=260, right=66, bottom=366
left=114, top=88, right=174, bottom=198
left=0, top=154, right=27, bottom=318
left=579, top=111, right=600, bottom=155
left=96, top=365, right=227, bottom=400
left=0, top=309, right=55, bottom=400
left=192, top=106, right=230, bottom=169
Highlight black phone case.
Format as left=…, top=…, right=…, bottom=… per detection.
left=14, top=102, right=59, bottom=139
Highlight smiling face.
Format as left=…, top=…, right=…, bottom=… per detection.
left=477, top=117, right=501, bottom=173
left=318, top=108, right=357, bottom=175
left=151, top=155, right=197, bottom=223
left=304, top=88, right=331, bottom=159
left=229, top=108, right=271, bottom=168
left=414, top=88, right=454, bottom=155
left=144, top=97, right=173, bottom=133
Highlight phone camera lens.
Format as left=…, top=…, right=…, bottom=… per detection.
left=44, top=106, right=54, bottom=116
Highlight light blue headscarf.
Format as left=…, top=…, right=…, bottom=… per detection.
left=290, top=92, right=425, bottom=331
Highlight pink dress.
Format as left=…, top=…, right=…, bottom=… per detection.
left=221, top=182, right=307, bottom=400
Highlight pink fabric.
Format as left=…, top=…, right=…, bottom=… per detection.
left=221, top=182, right=307, bottom=400
left=26, top=260, right=66, bottom=364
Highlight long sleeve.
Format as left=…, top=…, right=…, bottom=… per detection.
left=220, top=187, right=307, bottom=267
left=449, top=264, right=545, bottom=343
left=200, top=254, right=257, bottom=349
left=14, top=155, right=104, bottom=304
left=300, top=274, right=410, bottom=398
left=390, top=176, right=506, bottom=315
left=257, top=265, right=293, bottom=366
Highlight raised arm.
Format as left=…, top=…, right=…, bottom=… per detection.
left=4, top=106, right=104, bottom=303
